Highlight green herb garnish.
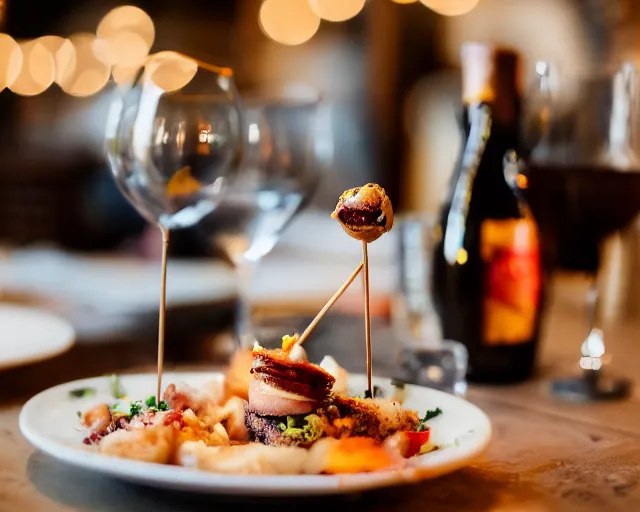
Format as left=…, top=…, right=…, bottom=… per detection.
left=110, top=374, right=126, bottom=399
left=76, top=410, right=82, bottom=418
left=416, top=407, right=443, bottom=432
left=129, top=401, right=143, bottom=416
left=141, top=396, right=168, bottom=412
left=278, top=414, right=324, bottom=443
left=69, top=387, right=96, bottom=399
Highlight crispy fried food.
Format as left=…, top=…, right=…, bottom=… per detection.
left=328, top=395, right=419, bottom=441
left=331, top=183, right=394, bottom=243
left=163, top=382, right=220, bottom=415
left=177, top=409, right=230, bottom=448
left=177, top=441, right=308, bottom=475
left=99, top=425, right=176, bottom=464
left=224, top=349, right=253, bottom=400
left=246, top=394, right=419, bottom=448
left=251, top=346, right=334, bottom=400
left=81, top=403, right=111, bottom=434
left=217, top=396, right=249, bottom=442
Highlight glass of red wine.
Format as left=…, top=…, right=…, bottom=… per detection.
left=524, top=61, right=636, bottom=401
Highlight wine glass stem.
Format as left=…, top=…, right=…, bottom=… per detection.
left=236, top=257, right=258, bottom=348
left=157, top=226, right=170, bottom=404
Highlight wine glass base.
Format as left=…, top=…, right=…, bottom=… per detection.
left=550, top=371, right=632, bottom=403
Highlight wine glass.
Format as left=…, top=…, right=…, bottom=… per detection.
left=525, top=61, right=636, bottom=401
left=201, top=86, right=331, bottom=348
left=105, top=52, right=243, bottom=399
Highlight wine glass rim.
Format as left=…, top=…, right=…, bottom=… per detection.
left=145, top=51, right=234, bottom=77
left=194, top=58, right=234, bottom=77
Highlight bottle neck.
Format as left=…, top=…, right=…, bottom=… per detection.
left=461, top=101, right=521, bottom=165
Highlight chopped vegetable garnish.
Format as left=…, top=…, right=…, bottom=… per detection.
left=278, top=414, right=324, bottom=443
left=158, top=400, right=169, bottom=411
left=109, top=374, right=126, bottom=399
left=281, top=334, right=299, bottom=353
left=416, top=407, right=443, bottom=432
left=405, top=430, right=432, bottom=457
left=69, top=387, right=96, bottom=399
left=145, top=396, right=157, bottom=408
left=129, top=401, right=143, bottom=417
left=76, top=411, right=81, bottom=418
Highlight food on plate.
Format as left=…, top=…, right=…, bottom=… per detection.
left=331, top=183, right=393, bottom=243
left=245, top=341, right=418, bottom=449
left=224, top=348, right=253, bottom=400
left=77, top=341, right=443, bottom=475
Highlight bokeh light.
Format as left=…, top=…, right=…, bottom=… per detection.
left=97, top=5, right=154, bottom=83
left=9, top=39, right=55, bottom=96
left=58, top=33, right=110, bottom=97
left=111, top=63, right=142, bottom=86
left=102, top=30, right=149, bottom=68
left=0, top=34, right=23, bottom=91
left=420, top=0, right=480, bottom=16
left=308, top=0, right=366, bottom=22
left=144, top=51, right=198, bottom=93
left=36, top=35, right=77, bottom=86
left=259, top=0, right=321, bottom=46
left=96, top=5, right=155, bottom=51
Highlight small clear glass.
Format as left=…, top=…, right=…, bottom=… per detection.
left=392, top=214, right=468, bottom=396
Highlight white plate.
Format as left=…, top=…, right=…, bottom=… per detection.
left=0, top=304, right=75, bottom=371
left=20, top=372, right=491, bottom=496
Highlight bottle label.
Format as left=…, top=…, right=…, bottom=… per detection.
left=481, top=218, right=541, bottom=345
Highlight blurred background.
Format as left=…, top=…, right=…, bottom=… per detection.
left=1, top=0, right=627, bottom=253
left=2, top=0, right=640, bottom=388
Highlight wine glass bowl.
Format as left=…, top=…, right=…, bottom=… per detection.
left=204, top=85, right=330, bottom=347
left=524, top=62, right=637, bottom=401
left=106, top=52, right=243, bottom=231
left=104, top=52, right=243, bottom=400
left=213, top=87, right=325, bottom=264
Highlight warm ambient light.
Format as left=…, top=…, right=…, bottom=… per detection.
left=97, top=5, right=154, bottom=82
left=308, top=0, right=366, bottom=22
left=0, top=34, right=22, bottom=91
left=144, top=51, right=198, bottom=93
left=36, top=35, right=77, bottom=87
left=111, top=63, right=141, bottom=85
left=259, top=0, right=321, bottom=46
left=58, top=33, right=110, bottom=97
left=96, top=5, right=155, bottom=51
left=9, top=39, right=55, bottom=96
left=390, top=0, right=419, bottom=3
left=420, top=0, right=480, bottom=16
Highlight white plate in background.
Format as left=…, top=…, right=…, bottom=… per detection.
left=0, top=304, right=75, bottom=371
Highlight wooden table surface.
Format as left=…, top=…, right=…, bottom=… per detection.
left=1, top=278, right=640, bottom=512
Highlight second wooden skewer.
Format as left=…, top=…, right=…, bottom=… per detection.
left=362, top=240, right=373, bottom=398
left=296, top=261, right=364, bottom=346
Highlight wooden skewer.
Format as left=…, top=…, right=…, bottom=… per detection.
left=362, top=240, right=373, bottom=398
left=156, top=226, right=170, bottom=404
left=296, top=262, right=364, bottom=346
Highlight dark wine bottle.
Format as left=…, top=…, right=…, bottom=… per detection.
left=431, top=43, right=544, bottom=383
